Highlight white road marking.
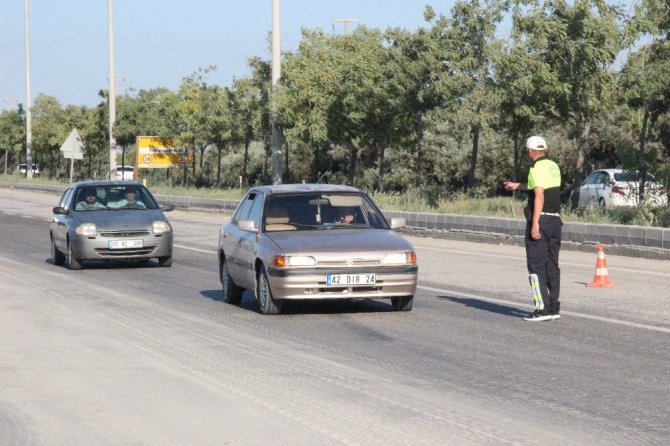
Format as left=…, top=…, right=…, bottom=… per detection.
left=419, top=285, right=670, bottom=334
left=174, top=244, right=216, bottom=255
left=413, top=245, right=670, bottom=278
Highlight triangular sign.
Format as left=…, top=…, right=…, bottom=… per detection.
left=59, top=128, right=85, bottom=159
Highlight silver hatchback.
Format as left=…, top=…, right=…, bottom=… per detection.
left=50, top=181, right=174, bottom=269
left=218, top=184, right=418, bottom=314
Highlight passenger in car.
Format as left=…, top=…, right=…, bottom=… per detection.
left=75, top=188, right=105, bottom=210
left=265, top=202, right=296, bottom=231
left=119, top=187, right=146, bottom=209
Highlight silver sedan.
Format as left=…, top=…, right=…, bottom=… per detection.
left=218, top=184, right=418, bottom=314
left=50, top=181, right=174, bottom=270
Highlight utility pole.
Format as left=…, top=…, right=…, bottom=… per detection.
left=107, top=0, right=117, bottom=179
left=270, top=0, right=283, bottom=184
left=23, top=0, right=33, bottom=179
left=332, top=18, right=360, bottom=34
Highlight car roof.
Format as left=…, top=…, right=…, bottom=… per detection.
left=69, top=180, right=145, bottom=189
left=248, top=183, right=362, bottom=196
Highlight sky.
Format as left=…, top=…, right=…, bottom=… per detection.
left=1, top=1, right=640, bottom=110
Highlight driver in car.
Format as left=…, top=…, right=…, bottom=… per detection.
left=120, top=187, right=146, bottom=209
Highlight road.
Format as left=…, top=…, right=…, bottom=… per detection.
left=1, top=188, right=669, bottom=445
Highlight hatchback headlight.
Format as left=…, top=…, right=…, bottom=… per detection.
left=272, top=255, right=316, bottom=267
left=152, top=221, right=172, bottom=234
left=383, top=251, right=416, bottom=265
left=75, top=223, right=97, bottom=236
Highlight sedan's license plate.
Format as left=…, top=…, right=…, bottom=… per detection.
left=327, top=273, right=376, bottom=286
left=108, top=239, right=143, bottom=249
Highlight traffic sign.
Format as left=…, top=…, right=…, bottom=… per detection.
left=60, top=128, right=85, bottom=160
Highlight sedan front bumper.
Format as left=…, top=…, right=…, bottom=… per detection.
left=266, top=265, right=418, bottom=300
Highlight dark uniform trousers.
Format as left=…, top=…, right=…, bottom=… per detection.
left=525, top=214, right=562, bottom=314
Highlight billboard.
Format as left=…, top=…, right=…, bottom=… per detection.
left=135, top=136, right=193, bottom=168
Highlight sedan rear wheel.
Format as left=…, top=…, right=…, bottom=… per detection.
left=220, top=257, right=243, bottom=304
left=391, top=295, right=414, bottom=312
left=257, top=266, right=281, bottom=315
left=51, top=236, right=65, bottom=266
left=68, top=242, right=83, bottom=270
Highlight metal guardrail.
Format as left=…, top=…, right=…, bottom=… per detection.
left=3, top=181, right=669, bottom=260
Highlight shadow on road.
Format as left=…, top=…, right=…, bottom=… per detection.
left=438, top=295, right=527, bottom=318
left=200, top=289, right=396, bottom=315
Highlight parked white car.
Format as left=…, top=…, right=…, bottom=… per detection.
left=115, top=166, right=134, bottom=180
left=573, top=169, right=668, bottom=208
left=14, top=163, right=41, bottom=176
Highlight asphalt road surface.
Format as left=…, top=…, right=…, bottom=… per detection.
left=1, top=188, right=669, bottom=446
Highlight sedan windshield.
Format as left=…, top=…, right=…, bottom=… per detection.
left=264, top=193, right=388, bottom=232
left=72, top=185, right=158, bottom=211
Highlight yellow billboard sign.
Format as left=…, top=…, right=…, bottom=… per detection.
left=136, top=136, right=193, bottom=168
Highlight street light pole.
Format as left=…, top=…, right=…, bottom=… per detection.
left=107, top=0, right=117, bottom=179
left=23, top=0, right=33, bottom=179
left=270, top=0, right=283, bottom=184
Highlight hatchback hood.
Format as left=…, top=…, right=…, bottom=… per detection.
left=74, top=209, right=167, bottom=231
left=265, top=229, right=412, bottom=254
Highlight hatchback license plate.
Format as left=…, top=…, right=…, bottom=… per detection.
left=327, top=273, right=376, bottom=286
left=109, top=239, right=143, bottom=249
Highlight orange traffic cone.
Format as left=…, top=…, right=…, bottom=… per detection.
left=587, top=244, right=616, bottom=288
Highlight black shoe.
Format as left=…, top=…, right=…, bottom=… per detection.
left=550, top=313, right=561, bottom=320
left=523, top=312, right=552, bottom=322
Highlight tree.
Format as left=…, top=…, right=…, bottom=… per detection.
left=620, top=0, right=670, bottom=202
left=386, top=7, right=449, bottom=190
left=439, top=0, right=507, bottom=192
left=31, top=94, right=67, bottom=179
left=517, top=0, right=625, bottom=208
left=0, top=107, right=25, bottom=175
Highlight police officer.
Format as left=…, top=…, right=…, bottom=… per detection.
left=504, top=136, right=562, bottom=321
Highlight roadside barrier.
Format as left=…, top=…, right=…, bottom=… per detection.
left=587, top=244, right=616, bottom=288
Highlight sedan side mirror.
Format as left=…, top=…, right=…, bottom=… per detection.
left=52, top=206, right=68, bottom=215
left=390, top=217, right=406, bottom=229
left=238, top=220, right=256, bottom=232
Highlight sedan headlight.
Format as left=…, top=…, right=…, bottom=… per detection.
left=272, top=255, right=316, bottom=267
left=152, top=221, right=172, bottom=234
left=383, top=251, right=416, bottom=265
left=75, top=223, right=97, bottom=236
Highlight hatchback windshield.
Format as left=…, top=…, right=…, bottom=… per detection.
left=263, top=193, right=388, bottom=231
left=73, top=185, right=158, bottom=211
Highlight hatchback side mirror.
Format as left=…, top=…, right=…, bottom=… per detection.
left=161, top=204, right=175, bottom=212
left=52, top=206, right=68, bottom=215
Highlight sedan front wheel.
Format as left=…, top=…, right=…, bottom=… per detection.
left=257, top=266, right=281, bottom=315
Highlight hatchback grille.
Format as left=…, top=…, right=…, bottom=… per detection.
left=316, top=259, right=382, bottom=267
left=99, top=230, right=150, bottom=238
left=95, top=247, right=155, bottom=257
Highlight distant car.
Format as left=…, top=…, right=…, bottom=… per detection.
left=50, top=180, right=174, bottom=270
left=115, top=166, right=134, bottom=180
left=217, top=184, right=418, bottom=314
left=573, top=169, right=668, bottom=208
left=14, top=163, right=40, bottom=176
